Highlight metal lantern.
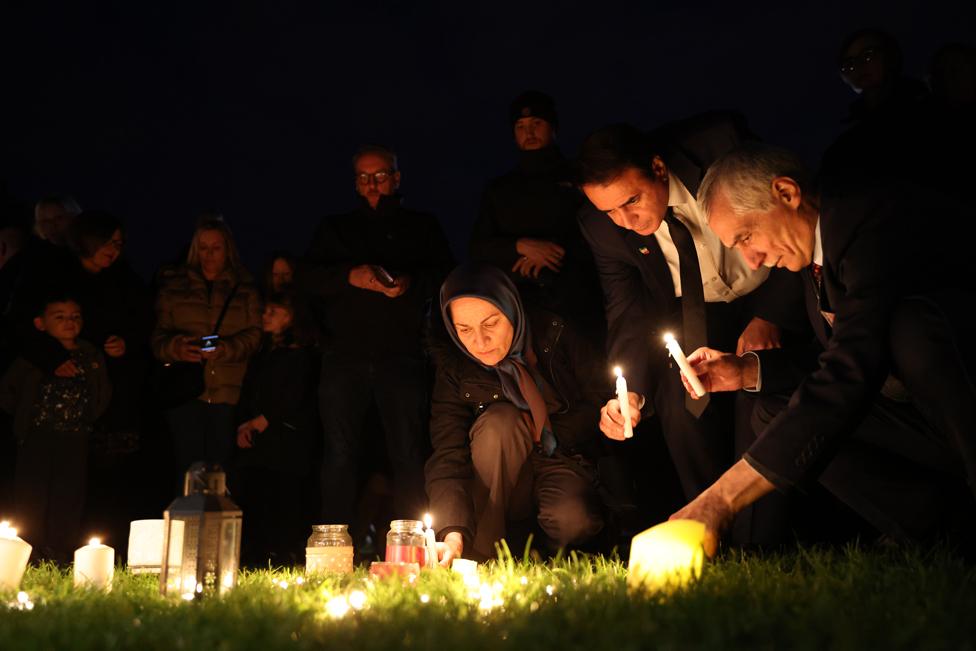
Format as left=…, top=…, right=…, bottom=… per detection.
left=160, top=463, right=242, bottom=598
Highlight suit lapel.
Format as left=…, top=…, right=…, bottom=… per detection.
left=802, top=267, right=830, bottom=346
left=622, top=229, right=674, bottom=305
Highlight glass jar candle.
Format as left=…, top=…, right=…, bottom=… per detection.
left=306, top=524, right=353, bottom=575
left=385, top=519, right=426, bottom=564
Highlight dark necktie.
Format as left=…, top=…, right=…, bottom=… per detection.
left=809, top=262, right=835, bottom=327
left=664, top=208, right=709, bottom=417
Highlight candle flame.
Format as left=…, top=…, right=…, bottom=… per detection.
left=88, top=537, right=101, bottom=546
left=0, top=521, right=16, bottom=538
left=423, top=513, right=432, bottom=529
left=663, top=332, right=675, bottom=344
left=613, top=366, right=622, bottom=377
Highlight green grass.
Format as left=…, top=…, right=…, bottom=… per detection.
left=2, top=544, right=975, bottom=650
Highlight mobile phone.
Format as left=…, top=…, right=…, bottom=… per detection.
left=369, top=265, right=397, bottom=288
left=200, top=334, right=219, bottom=352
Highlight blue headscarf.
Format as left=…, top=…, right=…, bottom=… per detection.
left=439, top=263, right=533, bottom=413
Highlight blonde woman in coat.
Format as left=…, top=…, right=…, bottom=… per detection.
left=152, top=215, right=262, bottom=474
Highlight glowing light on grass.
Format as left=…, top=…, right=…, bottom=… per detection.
left=627, top=519, right=706, bottom=593
left=520, top=576, right=528, bottom=586
left=295, top=577, right=304, bottom=586
left=545, top=584, right=555, bottom=596
left=419, top=593, right=430, bottom=604
left=348, top=590, right=367, bottom=610
left=325, top=595, right=350, bottom=619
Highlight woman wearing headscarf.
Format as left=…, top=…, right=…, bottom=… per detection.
left=426, top=263, right=604, bottom=564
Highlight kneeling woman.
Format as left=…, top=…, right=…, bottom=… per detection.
left=427, top=263, right=604, bottom=564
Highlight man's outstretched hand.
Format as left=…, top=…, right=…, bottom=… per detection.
left=669, top=459, right=777, bottom=558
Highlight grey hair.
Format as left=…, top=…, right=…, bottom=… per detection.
left=698, top=143, right=809, bottom=221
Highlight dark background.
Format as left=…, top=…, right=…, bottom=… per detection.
left=3, top=0, right=972, bottom=278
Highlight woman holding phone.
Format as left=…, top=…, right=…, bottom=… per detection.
left=152, top=214, right=262, bottom=475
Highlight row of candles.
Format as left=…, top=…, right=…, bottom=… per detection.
left=2, top=335, right=705, bottom=596
left=2, top=514, right=472, bottom=592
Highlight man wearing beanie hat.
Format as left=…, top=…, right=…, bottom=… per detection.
left=470, top=91, right=605, bottom=341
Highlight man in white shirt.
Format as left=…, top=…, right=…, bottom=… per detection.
left=576, top=117, right=804, bottom=509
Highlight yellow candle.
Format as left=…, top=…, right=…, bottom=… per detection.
left=0, top=521, right=32, bottom=591
left=74, top=537, right=114, bottom=589
left=627, top=519, right=706, bottom=593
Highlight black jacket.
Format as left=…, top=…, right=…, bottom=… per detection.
left=425, top=308, right=605, bottom=540
left=300, top=195, right=455, bottom=360
left=236, top=344, right=318, bottom=475
left=747, top=181, right=969, bottom=490
left=470, top=147, right=603, bottom=334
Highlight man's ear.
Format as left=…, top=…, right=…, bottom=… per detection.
left=771, top=177, right=802, bottom=209
left=651, top=155, right=668, bottom=182
left=393, top=171, right=402, bottom=191
left=33, top=316, right=45, bottom=332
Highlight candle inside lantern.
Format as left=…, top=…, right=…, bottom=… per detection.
left=423, top=513, right=438, bottom=568
left=627, top=519, right=706, bottom=593
left=613, top=366, right=634, bottom=439
left=0, top=521, right=32, bottom=591
left=663, top=333, right=706, bottom=398
left=74, top=537, right=114, bottom=589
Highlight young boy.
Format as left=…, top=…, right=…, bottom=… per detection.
left=0, top=295, right=111, bottom=561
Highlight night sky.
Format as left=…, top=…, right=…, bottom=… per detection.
left=4, top=0, right=973, bottom=278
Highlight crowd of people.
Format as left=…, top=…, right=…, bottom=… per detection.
left=1, top=30, right=974, bottom=566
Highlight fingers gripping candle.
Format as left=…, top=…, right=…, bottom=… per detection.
left=663, top=333, right=706, bottom=398
left=613, top=366, right=634, bottom=439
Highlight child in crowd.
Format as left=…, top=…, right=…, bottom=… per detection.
left=0, top=295, right=111, bottom=561
left=234, top=291, right=317, bottom=565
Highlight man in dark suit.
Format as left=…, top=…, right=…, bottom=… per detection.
left=672, top=142, right=975, bottom=554
left=576, top=116, right=802, bottom=505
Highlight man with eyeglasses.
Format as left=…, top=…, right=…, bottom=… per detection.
left=824, top=29, right=930, bottom=188
left=301, top=144, right=454, bottom=546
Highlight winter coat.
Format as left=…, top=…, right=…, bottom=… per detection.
left=424, top=308, right=606, bottom=539
left=152, top=265, right=262, bottom=405
left=0, top=339, right=112, bottom=443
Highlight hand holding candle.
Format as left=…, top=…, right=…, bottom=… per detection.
left=664, top=333, right=706, bottom=398
left=613, top=366, right=634, bottom=439
left=74, top=537, right=114, bottom=590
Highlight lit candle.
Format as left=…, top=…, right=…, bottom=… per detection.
left=613, top=366, right=634, bottom=439
left=422, top=513, right=438, bottom=569
left=0, top=521, right=32, bottom=591
left=451, top=557, right=479, bottom=587
left=74, top=537, right=114, bottom=589
left=663, top=333, right=706, bottom=398
left=627, top=519, right=706, bottom=593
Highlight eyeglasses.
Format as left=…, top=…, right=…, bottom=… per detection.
left=839, top=48, right=876, bottom=75
left=356, top=170, right=394, bottom=185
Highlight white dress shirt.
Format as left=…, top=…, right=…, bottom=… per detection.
left=655, top=174, right=769, bottom=301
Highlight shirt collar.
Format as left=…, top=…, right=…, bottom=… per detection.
left=812, top=217, right=823, bottom=266
left=667, top=174, right=695, bottom=208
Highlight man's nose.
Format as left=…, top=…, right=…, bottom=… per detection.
left=743, top=248, right=763, bottom=271
left=621, top=208, right=640, bottom=230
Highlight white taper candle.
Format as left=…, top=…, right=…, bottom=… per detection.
left=613, top=366, right=634, bottom=439
left=664, top=333, right=706, bottom=398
